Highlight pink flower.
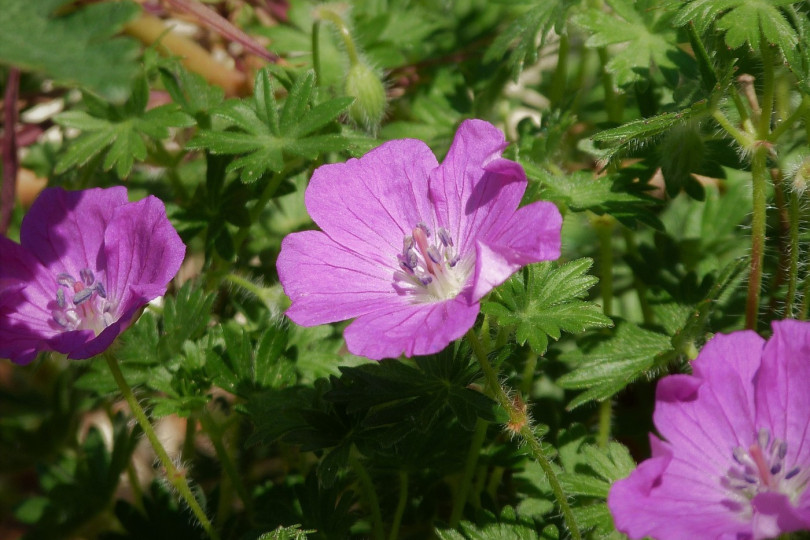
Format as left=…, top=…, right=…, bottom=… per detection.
left=277, top=119, right=562, bottom=359
left=609, top=320, right=810, bottom=540
left=0, top=187, right=185, bottom=364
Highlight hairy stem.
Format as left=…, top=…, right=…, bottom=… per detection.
left=746, top=146, right=769, bottom=330
left=350, top=451, right=384, bottom=540
left=199, top=412, right=253, bottom=520
left=466, top=330, right=581, bottom=540
left=317, top=8, right=360, bottom=66
left=388, top=472, right=408, bottom=540
left=1, top=68, right=20, bottom=236
left=449, top=417, right=488, bottom=527
left=786, top=188, right=800, bottom=317
left=549, top=32, right=570, bottom=109
left=105, top=354, right=219, bottom=539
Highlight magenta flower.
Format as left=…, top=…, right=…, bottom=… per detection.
left=608, top=320, right=810, bottom=540
left=0, top=187, right=185, bottom=364
left=277, top=119, right=562, bottom=359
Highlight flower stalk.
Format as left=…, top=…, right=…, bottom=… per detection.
left=466, top=330, right=582, bottom=540
left=104, top=353, right=219, bottom=540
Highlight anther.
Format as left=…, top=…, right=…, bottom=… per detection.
left=770, top=463, right=782, bottom=475
left=416, top=222, right=431, bottom=237
left=52, top=311, right=69, bottom=328
left=785, top=467, right=801, bottom=480
left=57, top=273, right=75, bottom=287
left=732, top=447, right=748, bottom=465
left=95, top=282, right=107, bottom=299
left=80, top=268, right=95, bottom=286
left=437, top=227, right=453, bottom=247
left=73, top=288, right=93, bottom=305
left=56, top=288, right=66, bottom=308
left=403, top=236, right=414, bottom=252
left=775, top=440, right=788, bottom=460
left=419, top=276, right=433, bottom=286
left=427, top=246, right=442, bottom=264
left=758, top=428, right=770, bottom=449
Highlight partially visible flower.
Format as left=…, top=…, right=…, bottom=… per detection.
left=278, top=119, right=562, bottom=359
left=0, top=187, right=185, bottom=364
left=609, top=320, right=810, bottom=540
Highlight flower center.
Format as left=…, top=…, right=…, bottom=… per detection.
left=721, top=428, right=807, bottom=512
left=395, top=223, right=471, bottom=302
left=51, top=268, right=114, bottom=335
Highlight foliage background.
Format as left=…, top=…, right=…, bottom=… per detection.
left=1, top=0, right=809, bottom=538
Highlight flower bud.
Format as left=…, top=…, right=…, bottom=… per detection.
left=344, top=61, right=386, bottom=132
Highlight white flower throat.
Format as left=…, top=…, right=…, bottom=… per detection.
left=51, top=268, right=114, bottom=334
left=395, top=223, right=472, bottom=302
left=721, top=428, right=807, bottom=513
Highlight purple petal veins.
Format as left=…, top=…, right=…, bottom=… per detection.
left=0, top=186, right=185, bottom=364
left=608, top=319, right=810, bottom=540
left=277, top=119, right=562, bottom=359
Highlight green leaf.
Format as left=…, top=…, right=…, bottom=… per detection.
left=591, top=101, right=709, bottom=157
left=484, top=2, right=566, bottom=80
left=557, top=321, right=674, bottom=407
left=674, top=0, right=798, bottom=58
left=482, top=259, right=613, bottom=355
left=0, top=0, right=141, bottom=102
left=573, top=0, right=693, bottom=86
left=159, top=282, right=217, bottom=358
left=529, top=168, right=663, bottom=229
left=54, top=78, right=195, bottom=177
left=187, top=68, right=353, bottom=183
left=258, top=525, right=316, bottom=540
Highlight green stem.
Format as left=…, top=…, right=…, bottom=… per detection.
left=712, top=109, right=754, bottom=149
left=449, top=418, right=488, bottom=527
left=199, top=412, right=253, bottom=520
left=769, top=97, right=810, bottom=143
left=350, top=451, right=384, bottom=540
left=388, top=472, right=408, bottom=540
left=466, top=331, right=581, bottom=540
left=549, top=32, right=569, bottom=109
left=318, top=9, right=360, bottom=66
left=232, top=172, right=285, bottom=254
left=758, top=38, right=775, bottom=139
left=594, top=217, right=614, bottom=447
left=104, top=354, right=219, bottom=539
left=746, top=146, right=769, bottom=330
left=223, top=273, right=267, bottom=303
left=622, top=228, right=653, bottom=324
left=598, top=48, right=622, bottom=123
left=311, top=20, right=322, bottom=86
left=786, top=188, right=800, bottom=317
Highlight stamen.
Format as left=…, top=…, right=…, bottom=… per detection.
left=57, top=273, right=75, bottom=287
left=56, top=288, right=66, bottom=308
left=758, top=428, right=770, bottom=449
left=95, top=282, right=107, bottom=299
left=73, top=288, right=93, bottom=305
left=52, top=311, right=69, bottom=327
left=437, top=227, right=453, bottom=247
left=775, top=440, right=788, bottom=460
left=427, top=246, right=442, bottom=264
left=770, top=463, right=782, bottom=475
left=732, top=447, right=748, bottom=465
left=785, top=467, right=801, bottom=480
left=80, top=268, right=95, bottom=285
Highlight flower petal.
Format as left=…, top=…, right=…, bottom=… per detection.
left=279, top=230, right=399, bottom=326
left=609, top=435, right=751, bottom=540
left=469, top=201, right=562, bottom=301
left=103, top=195, right=185, bottom=325
left=0, top=236, right=63, bottom=363
left=304, top=139, right=438, bottom=266
left=755, top=319, right=810, bottom=467
left=429, top=120, right=526, bottom=257
left=751, top=492, right=810, bottom=540
left=343, top=296, right=480, bottom=359
left=654, top=332, right=761, bottom=476
left=20, top=186, right=129, bottom=276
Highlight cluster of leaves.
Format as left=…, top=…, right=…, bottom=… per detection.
left=2, top=0, right=810, bottom=538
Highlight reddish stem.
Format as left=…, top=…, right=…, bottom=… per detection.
left=1, top=68, right=20, bottom=236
